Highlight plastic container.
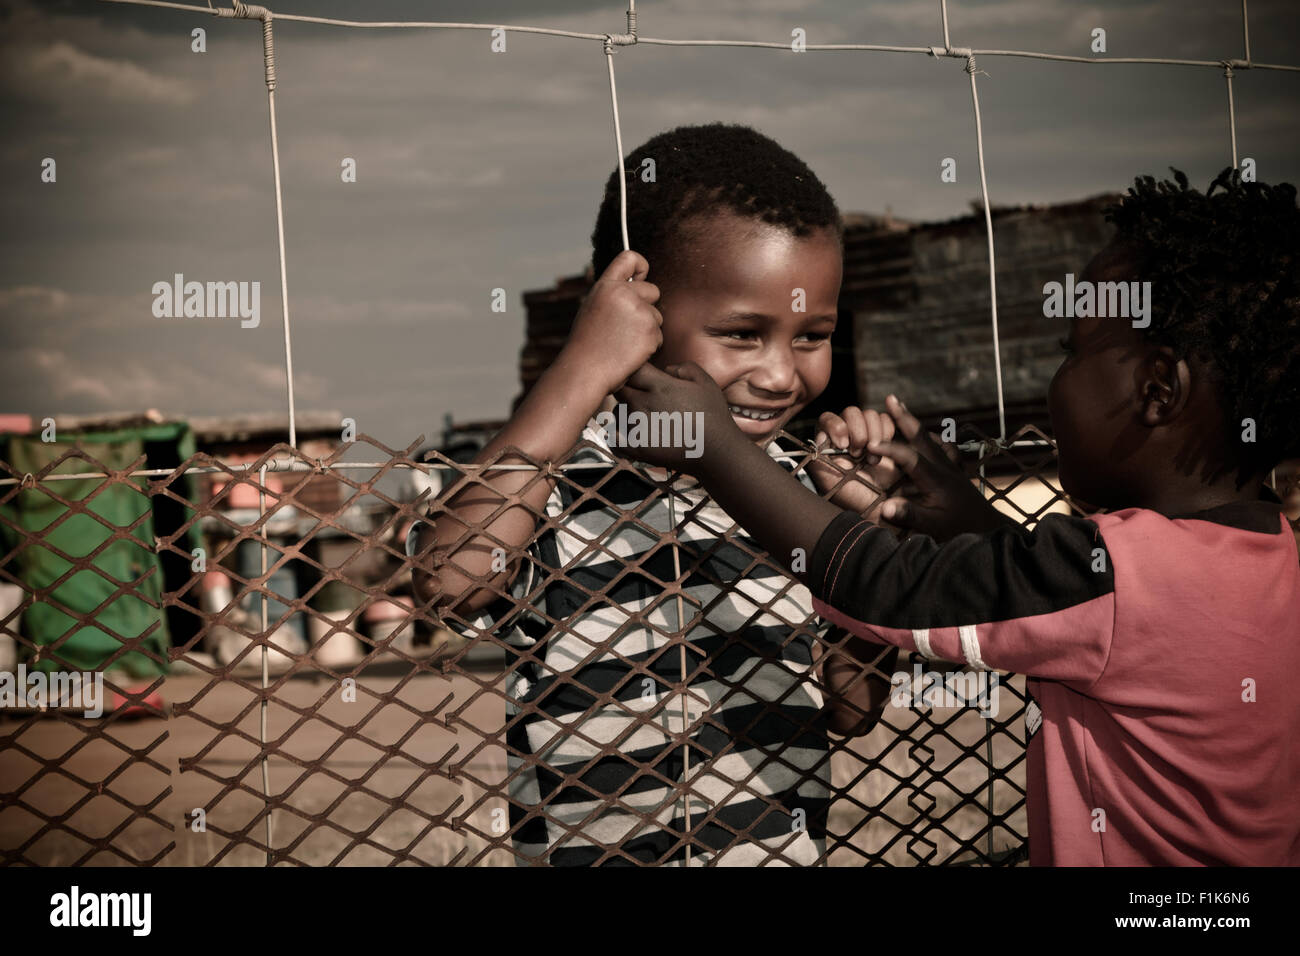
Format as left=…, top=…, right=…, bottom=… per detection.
left=0, top=583, right=24, bottom=674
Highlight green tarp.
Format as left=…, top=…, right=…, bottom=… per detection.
left=1, top=422, right=201, bottom=677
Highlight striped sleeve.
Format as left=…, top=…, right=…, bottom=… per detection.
left=807, top=511, right=1116, bottom=686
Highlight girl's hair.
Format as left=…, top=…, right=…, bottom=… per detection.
left=1104, top=167, right=1300, bottom=476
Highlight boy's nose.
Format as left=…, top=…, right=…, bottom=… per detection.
left=747, top=347, right=798, bottom=393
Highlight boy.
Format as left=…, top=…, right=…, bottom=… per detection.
left=617, top=169, right=1300, bottom=865
left=407, top=124, right=899, bottom=865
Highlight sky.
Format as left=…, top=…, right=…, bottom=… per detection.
left=2, top=0, right=1298, bottom=454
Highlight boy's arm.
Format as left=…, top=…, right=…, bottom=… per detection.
left=819, top=634, right=899, bottom=736
left=410, top=251, right=662, bottom=618
left=616, top=362, right=1115, bottom=683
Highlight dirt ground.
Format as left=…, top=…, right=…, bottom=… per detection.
left=0, top=658, right=1027, bottom=866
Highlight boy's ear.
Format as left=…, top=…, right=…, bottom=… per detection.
left=1138, top=346, right=1192, bottom=428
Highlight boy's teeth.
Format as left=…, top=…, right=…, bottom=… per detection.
left=728, top=405, right=779, bottom=421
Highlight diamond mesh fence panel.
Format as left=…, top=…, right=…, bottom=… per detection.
left=8, top=427, right=1290, bottom=865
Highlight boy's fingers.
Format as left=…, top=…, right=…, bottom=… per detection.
left=632, top=280, right=661, bottom=303
left=816, top=418, right=847, bottom=452
left=605, top=249, right=650, bottom=283
left=839, top=406, right=870, bottom=453
left=817, top=416, right=849, bottom=452
left=865, top=409, right=888, bottom=452
left=817, top=410, right=847, bottom=442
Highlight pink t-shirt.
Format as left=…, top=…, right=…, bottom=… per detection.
left=809, top=499, right=1300, bottom=865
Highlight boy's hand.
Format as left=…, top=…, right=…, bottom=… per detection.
left=807, top=407, right=903, bottom=518
left=564, top=250, right=664, bottom=395
left=868, top=395, right=1019, bottom=541
left=613, top=361, right=738, bottom=471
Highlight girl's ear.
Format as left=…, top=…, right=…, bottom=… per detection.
left=1138, top=346, right=1191, bottom=427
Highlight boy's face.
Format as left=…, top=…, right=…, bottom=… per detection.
left=1047, top=241, right=1154, bottom=508
left=650, top=210, right=842, bottom=444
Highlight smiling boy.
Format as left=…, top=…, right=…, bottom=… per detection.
left=407, top=124, right=897, bottom=865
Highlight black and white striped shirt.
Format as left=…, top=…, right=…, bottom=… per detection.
left=407, top=425, right=831, bottom=865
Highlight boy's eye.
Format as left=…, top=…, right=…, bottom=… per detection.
left=798, top=332, right=831, bottom=344
left=1058, top=335, right=1074, bottom=354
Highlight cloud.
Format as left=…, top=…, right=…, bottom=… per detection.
left=4, top=346, right=116, bottom=404
left=2, top=0, right=1296, bottom=449
left=2, top=39, right=196, bottom=107
left=0, top=284, right=332, bottom=413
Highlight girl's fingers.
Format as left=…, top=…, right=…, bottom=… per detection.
left=877, top=496, right=914, bottom=528
left=621, top=363, right=667, bottom=392
left=679, top=361, right=714, bottom=384
left=884, top=394, right=925, bottom=442
left=934, top=431, right=962, bottom=465
left=866, top=439, right=922, bottom=477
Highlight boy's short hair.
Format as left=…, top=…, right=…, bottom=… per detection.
left=590, top=122, right=843, bottom=286
left=1104, top=168, right=1300, bottom=478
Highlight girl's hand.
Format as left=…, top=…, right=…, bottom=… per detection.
left=868, top=395, right=1019, bottom=541
left=807, top=406, right=903, bottom=519
left=612, top=361, right=737, bottom=471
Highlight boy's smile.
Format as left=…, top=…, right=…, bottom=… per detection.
left=649, top=209, right=843, bottom=443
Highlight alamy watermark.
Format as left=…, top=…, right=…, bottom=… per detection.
left=0, top=665, right=104, bottom=718
left=49, top=886, right=150, bottom=936
left=152, top=274, right=260, bottom=328
left=588, top=404, right=704, bottom=458
left=890, top=662, right=1000, bottom=718
left=1042, top=273, right=1151, bottom=328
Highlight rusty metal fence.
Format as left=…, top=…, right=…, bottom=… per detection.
left=0, top=425, right=1075, bottom=866
left=2, top=427, right=1298, bottom=866
left=3, top=0, right=1298, bottom=866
